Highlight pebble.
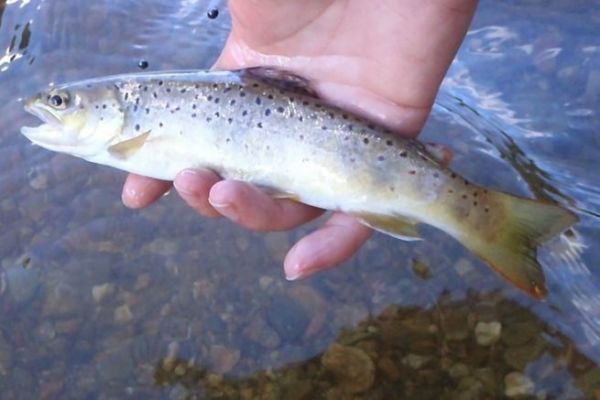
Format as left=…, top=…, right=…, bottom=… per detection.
left=321, top=343, right=375, bottom=394
left=402, top=353, right=432, bottom=369
left=114, top=304, right=133, bottom=324
left=504, top=372, right=535, bottom=397
left=266, top=296, right=309, bottom=343
left=4, top=264, right=40, bottom=305
left=475, top=321, right=502, bottom=346
left=209, top=345, right=241, bottom=374
left=92, top=283, right=115, bottom=304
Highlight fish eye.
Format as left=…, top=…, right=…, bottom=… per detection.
left=48, top=91, right=70, bottom=109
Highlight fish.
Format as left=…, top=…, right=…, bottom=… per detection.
left=21, top=68, right=578, bottom=299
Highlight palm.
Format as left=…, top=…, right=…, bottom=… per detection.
left=122, top=0, right=477, bottom=279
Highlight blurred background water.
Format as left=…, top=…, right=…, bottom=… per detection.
left=0, top=0, right=599, bottom=398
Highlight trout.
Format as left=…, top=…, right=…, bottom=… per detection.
left=21, top=68, right=577, bottom=298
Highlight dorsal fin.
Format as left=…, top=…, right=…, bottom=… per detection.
left=241, top=67, right=319, bottom=98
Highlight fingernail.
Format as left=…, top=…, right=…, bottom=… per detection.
left=174, top=169, right=199, bottom=193
left=122, top=186, right=141, bottom=208
left=209, top=197, right=238, bottom=221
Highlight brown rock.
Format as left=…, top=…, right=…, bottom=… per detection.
left=321, top=343, right=375, bottom=394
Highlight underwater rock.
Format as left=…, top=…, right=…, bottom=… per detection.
left=0, top=331, right=13, bottom=375
left=504, top=372, right=535, bottom=397
left=209, top=345, right=241, bottom=374
left=475, top=321, right=502, bottom=346
left=4, top=262, right=40, bottom=305
left=402, top=353, right=432, bottom=369
left=92, top=283, right=115, bottom=304
left=266, top=296, right=309, bottom=343
left=243, top=317, right=281, bottom=349
left=114, top=304, right=133, bottom=324
left=321, top=343, right=375, bottom=394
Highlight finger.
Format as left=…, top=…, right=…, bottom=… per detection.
left=284, top=213, right=372, bottom=279
left=122, top=174, right=172, bottom=208
left=173, top=169, right=222, bottom=218
left=208, top=180, right=323, bottom=231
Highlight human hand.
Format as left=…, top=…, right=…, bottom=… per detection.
left=122, top=0, right=478, bottom=279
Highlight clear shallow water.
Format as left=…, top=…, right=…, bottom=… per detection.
left=0, top=0, right=599, bottom=398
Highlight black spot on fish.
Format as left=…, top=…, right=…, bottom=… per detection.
left=224, top=87, right=231, bottom=93
left=257, top=122, right=263, bottom=128
left=389, top=186, right=395, bottom=192
left=367, top=124, right=375, bottom=129
left=214, top=112, right=220, bottom=118
left=268, top=94, right=274, bottom=100
left=166, top=88, right=171, bottom=93
left=159, top=122, right=163, bottom=128
left=473, top=192, right=478, bottom=197
left=145, top=108, right=150, bottom=115
left=464, top=180, right=469, bottom=186
left=255, top=97, right=262, bottom=105
left=409, top=170, right=416, bottom=175
left=473, top=201, right=478, bottom=206
left=299, top=135, right=304, bottom=140
left=448, top=189, right=454, bottom=194
left=277, top=107, right=284, bottom=113
left=433, top=172, right=439, bottom=178
left=153, top=92, right=158, bottom=99
left=227, top=118, right=233, bottom=124
left=400, top=151, right=408, bottom=157
left=229, top=99, right=236, bottom=106
left=214, top=98, right=220, bottom=104
left=350, top=157, right=356, bottom=163
left=194, top=84, right=200, bottom=89
left=265, top=109, right=271, bottom=116
left=143, top=86, right=148, bottom=92
left=226, top=138, right=231, bottom=142
left=124, top=93, right=129, bottom=101
left=302, top=101, right=309, bottom=106
left=344, top=136, right=349, bottom=141
left=242, top=110, right=248, bottom=116
left=462, top=194, right=468, bottom=199
left=192, top=113, right=197, bottom=118
left=451, top=173, right=457, bottom=178
left=347, top=125, right=354, bottom=131
left=102, top=104, right=107, bottom=109
left=206, top=117, right=212, bottom=122
left=240, top=92, right=246, bottom=97
left=180, top=88, right=187, bottom=93
left=192, top=104, right=197, bottom=110
left=386, top=140, right=393, bottom=146
left=328, top=112, right=335, bottom=119
left=207, top=95, right=213, bottom=101
left=212, top=83, right=218, bottom=89
left=158, top=80, right=164, bottom=86
left=95, top=105, right=99, bottom=109
left=322, top=126, right=327, bottom=130
left=289, top=97, right=295, bottom=103
left=135, top=124, right=140, bottom=131
left=298, top=116, right=304, bottom=122
left=315, top=104, right=322, bottom=108
left=342, top=114, right=348, bottom=120
left=363, top=138, right=369, bottom=144
left=378, top=155, right=385, bottom=161
left=165, top=103, right=170, bottom=109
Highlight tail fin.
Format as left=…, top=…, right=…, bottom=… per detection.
left=468, top=194, right=578, bottom=299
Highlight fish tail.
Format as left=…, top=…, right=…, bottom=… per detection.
left=466, top=193, right=578, bottom=299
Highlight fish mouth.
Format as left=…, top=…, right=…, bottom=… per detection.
left=21, top=97, right=66, bottom=148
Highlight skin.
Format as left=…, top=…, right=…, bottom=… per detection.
left=121, top=0, right=479, bottom=279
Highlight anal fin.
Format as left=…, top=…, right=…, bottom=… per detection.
left=355, top=212, right=421, bottom=241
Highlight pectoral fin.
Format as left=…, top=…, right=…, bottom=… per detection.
left=108, top=131, right=151, bottom=160
left=255, top=184, right=301, bottom=201
left=355, top=212, right=421, bottom=241
left=424, top=142, right=454, bottom=167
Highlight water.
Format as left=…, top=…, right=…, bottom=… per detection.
left=0, top=0, right=599, bottom=398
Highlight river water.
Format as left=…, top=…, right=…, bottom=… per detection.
left=0, top=0, right=599, bottom=398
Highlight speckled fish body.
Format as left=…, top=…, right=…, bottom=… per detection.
left=21, top=69, right=577, bottom=298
